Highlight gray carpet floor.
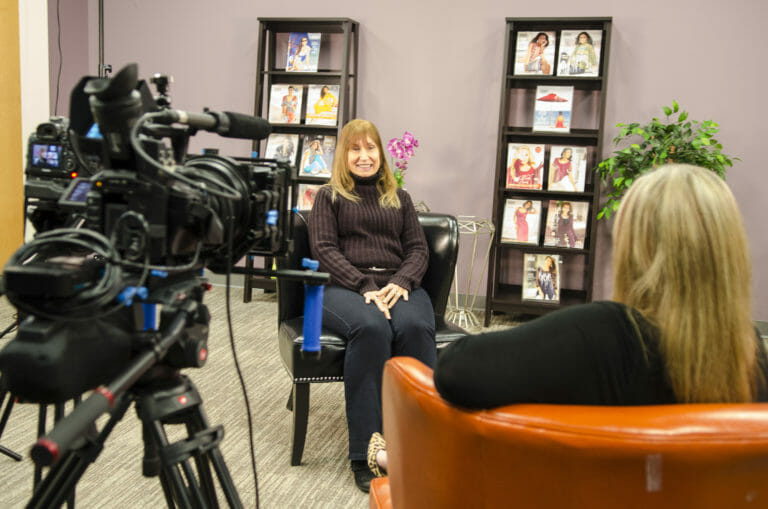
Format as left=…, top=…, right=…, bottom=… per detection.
left=0, top=284, right=516, bottom=508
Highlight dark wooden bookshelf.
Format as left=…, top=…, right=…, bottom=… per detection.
left=484, top=17, right=612, bottom=325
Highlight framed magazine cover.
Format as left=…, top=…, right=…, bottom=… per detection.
left=268, top=84, right=303, bottom=124
left=286, top=32, right=321, bottom=72
left=521, top=253, right=561, bottom=303
left=297, top=183, right=323, bottom=210
left=513, top=31, right=556, bottom=76
left=506, top=143, right=545, bottom=190
left=532, top=85, right=574, bottom=133
left=298, top=134, right=335, bottom=178
left=542, top=200, right=589, bottom=249
left=264, top=133, right=299, bottom=167
left=556, top=30, right=602, bottom=77
left=500, top=198, right=541, bottom=245
left=546, top=145, right=587, bottom=192
left=305, top=84, right=339, bottom=126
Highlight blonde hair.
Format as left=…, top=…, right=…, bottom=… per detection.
left=612, top=163, right=759, bottom=403
left=327, top=119, right=400, bottom=208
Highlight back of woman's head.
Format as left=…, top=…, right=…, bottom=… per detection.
left=612, top=163, right=758, bottom=402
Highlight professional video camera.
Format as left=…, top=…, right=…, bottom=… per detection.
left=0, top=63, right=320, bottom=507
left=2, top=61, right=297, bottom=399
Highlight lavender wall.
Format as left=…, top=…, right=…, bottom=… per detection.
left=51, top=0, right=768, bottom=319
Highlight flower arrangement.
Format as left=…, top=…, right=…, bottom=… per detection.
left=387, top=131, right=419, bottom=188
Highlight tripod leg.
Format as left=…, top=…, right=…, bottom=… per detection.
left=26, top=394, right=133, bottom=509
left=34, top=405, right=46, bottom=488
left=0, top=383, right=22, bottom=461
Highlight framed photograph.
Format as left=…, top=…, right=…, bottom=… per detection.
left=547, top=145, right=587, bottom=192
left=264, top=133, right=299, bottom=167
left=268, top=84, right=303, bottom=124
left=298, top=134, right=335, bottom=178
left=513, top=31, right=556, bottom=76
left=286, top=32, right=321, bottom=72
left=543, top=200, right=589, bottom=249
left=556, top=30, right=602, bottom=77
left=533, top=85, right=574, bottom=133
left=305, top=84, right=339, bottom=126
left=297, top=183, right=324, bottom=210
left=521, top=253, right=561, bottom=303
left=506, top=143, right=545, bottom=190
left=500, top=198, right=542, bottom=245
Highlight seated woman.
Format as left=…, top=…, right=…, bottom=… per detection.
left=368, top=163, right=768, bottom=476
left=308, top=119, right=436, bottom=493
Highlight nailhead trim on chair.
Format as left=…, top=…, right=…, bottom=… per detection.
left=292, top=376, right=345, bottom=383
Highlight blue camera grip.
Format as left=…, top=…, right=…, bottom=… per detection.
left=301, top=258, right=323, bottom=353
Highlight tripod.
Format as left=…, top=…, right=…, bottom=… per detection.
left=27, top=366, right=242, bottom=508
left=15, top=289, right=244, bottom=508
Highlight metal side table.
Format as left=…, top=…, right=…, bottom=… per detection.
left=446, top=216, right=495, bottom=329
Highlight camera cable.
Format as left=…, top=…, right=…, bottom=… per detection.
left=221, top=210, right=261, bottom=508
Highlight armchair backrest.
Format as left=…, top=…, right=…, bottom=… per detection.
left=381, top=356, right=768, bottom=509
left=276, top=210, right=459, bottom=323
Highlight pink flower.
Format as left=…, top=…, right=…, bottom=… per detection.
left=387, top=131, right=419, bottom=187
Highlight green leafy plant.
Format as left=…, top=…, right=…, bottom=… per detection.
left=594, top=101, right=738, bottom=219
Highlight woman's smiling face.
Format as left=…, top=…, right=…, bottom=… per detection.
left=347, top=136, right=380, bottom=178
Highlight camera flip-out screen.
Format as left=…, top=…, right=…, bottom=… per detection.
left=59, top=178, right=92, bottom=207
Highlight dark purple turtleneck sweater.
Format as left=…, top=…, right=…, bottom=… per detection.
left=308, top=173, right=428, bottom=295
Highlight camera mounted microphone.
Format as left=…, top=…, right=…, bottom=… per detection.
left=151, top=109, right=272, bottom=140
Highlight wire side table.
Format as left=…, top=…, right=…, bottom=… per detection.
left=446, top=216, right=495, bottom=329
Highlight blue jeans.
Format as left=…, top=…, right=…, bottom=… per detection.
left=322, top=285, right=436, bottom=460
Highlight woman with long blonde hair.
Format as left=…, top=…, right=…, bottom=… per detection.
left=612, top=163, right=759, bottom=402
left=433, top=163, right=766, bottom=408
left=309, top=119, right=435, bottom=492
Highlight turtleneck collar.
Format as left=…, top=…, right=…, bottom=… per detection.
left=351, top=170, right=381, bottom=186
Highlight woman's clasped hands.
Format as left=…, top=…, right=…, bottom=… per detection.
left=363, top=283, right=409, bottom=319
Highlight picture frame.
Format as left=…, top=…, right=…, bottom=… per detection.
left=546, top=145, right=587, bottom=192
left=513, top=31, right=557, bottom=76
left=500, top=198, right=542, bottom=245
left=521, top=253, right=561, bottom=303
left=305, top=84, right=339, bottom=126
left=268, top=84, right=304, bottom=125
left=542, top=200, right=589, bottom=249
left=264, top=133, right=299, bottom=167
left=286, top=32, right=321, bottom=72
left=506, top=143, right=545, bottom=190
left=297, top=183, right=324, bottom=210
left=556, top=29, right=602, bottom=77
left=532, top=85, right=574, bottom=133
left=298, top=134, right=335, bottom=178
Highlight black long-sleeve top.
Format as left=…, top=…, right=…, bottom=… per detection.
left=435, top=301, right=768, bottom=409
left=308, top=174, right=428, bottom=295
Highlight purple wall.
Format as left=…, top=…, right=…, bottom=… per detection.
left=50, top=0, right=768, bottom=319
left=47, top=0, right=90, bottom=117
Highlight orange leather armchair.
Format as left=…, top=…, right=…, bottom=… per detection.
left=370, top=357, right=768, bottom=509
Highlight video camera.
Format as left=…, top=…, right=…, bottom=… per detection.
left=0, top=63, right=295, bottom=404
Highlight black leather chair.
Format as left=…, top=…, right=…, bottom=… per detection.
left=276, top=210, right=467, bottom=465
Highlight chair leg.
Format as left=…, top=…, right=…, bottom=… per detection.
left=290, top=383, right=310, bottom=466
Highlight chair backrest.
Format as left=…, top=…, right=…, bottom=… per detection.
left=381, top=356, right=768, bottom=509
left=276, top=210, right=459, bottom=323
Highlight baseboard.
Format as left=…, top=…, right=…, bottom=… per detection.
left=757, top=320, right=768, bottom=340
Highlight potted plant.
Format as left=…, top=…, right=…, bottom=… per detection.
left=594, top=101, right=738, bottom=219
